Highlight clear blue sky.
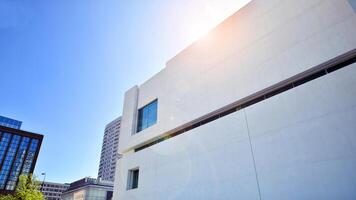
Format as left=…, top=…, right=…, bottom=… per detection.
left=0, top=0, right=250, bottom=183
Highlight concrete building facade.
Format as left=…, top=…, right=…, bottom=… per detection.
left=61, top=177, right=113, bottom=200
left=114, top=0, right=356, bottom=199
left=98, top=117, right=121, bottom=182
left=40, top=181, right=70, bottom=200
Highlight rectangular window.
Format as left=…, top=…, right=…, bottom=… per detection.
left=127, top=168, right=139, bottom=190
left=136, top=99, right=157, bottom=133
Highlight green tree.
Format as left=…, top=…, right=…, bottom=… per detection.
left=0, top=174, right=44, bottom=200
left=0, top=195, right=16, bottom=200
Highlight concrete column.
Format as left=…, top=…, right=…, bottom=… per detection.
left=118, top=86, right=139, bottom=153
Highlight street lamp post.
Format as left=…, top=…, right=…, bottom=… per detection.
left=40, top=172, right=46, bottom=193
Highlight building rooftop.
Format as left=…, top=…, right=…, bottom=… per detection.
left=0, top=115, right=22, bottom=129
left=65, top=177, right=113, bottom=193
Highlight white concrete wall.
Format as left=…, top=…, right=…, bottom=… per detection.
left=245, top=64, right=356, bottom=200
left=118, top=0, right=356, bottom=153
left=114, top=0, right=356, bottom=199
left=116, top=63, right=356, bottom=200
left=117, top=109, right=260, bottom=200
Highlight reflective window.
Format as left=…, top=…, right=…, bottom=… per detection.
left=137, top=100, right=157, bottom=132
left=0, top=133, right=11, bottom=164
left=0, top=131, right=41, bottom=191
left=5, top=137, right=30, bottom=190
left=0, top=116, right=22, bottom=129
left=21, top=139, right=38, bottom=175
left=0, top=135, right=21, bottom=189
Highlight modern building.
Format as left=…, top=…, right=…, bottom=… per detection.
left=98, top=117, right=121, bottom=182
left=40, top=181, right=70, bottom=200
left=0, top=116, right=22, bottom=130
left=0, top=122, right=43, bottom=194
left=61, top=177, right=113, bottom=200
left=113, top=0, right=356, bottom=199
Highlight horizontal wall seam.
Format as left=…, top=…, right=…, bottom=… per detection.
left=134, top=48, right=356, bottom=152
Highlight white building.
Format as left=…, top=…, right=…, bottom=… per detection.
left=98, top=117, right=121, bottom=182
left=114, top=0, right=356, bottom=199
left=40, top=181, right=70, bottom=200
left=61, top=178, right=113, bottom=200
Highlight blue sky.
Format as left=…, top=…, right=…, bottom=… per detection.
left=0, top=0, right=250, bottom=183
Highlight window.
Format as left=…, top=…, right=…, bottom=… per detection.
left=136, top=99, right=157, bottom=132
left=21, top=139, right=38, bottom=175
left=127, top=168, right=139, bottom=190
left=6, top=137, right=30, bottom=190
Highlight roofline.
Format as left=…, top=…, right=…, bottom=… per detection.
left=41, top=181, right=70, bottom=186
left=0, top=125, right=43, bottom=139
left=62, top=184, right=113, bottom=195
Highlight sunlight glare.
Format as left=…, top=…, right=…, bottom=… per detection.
left=186, top=0, right=251, bottom=43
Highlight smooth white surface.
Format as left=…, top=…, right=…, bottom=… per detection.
left=245, top=64, right=356, bottom=200
left=115, top=64, right=356, bottom=200
left=117, top=111, right=260, bottom=200
left=114, top=0, right=356, bottom=199
left=118, top=0, right=356, bottom=152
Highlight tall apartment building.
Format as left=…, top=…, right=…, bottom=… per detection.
left=40, top=181, right=70, bottom=200
left=0, top=115, right=22, bottom=130
left=0, top=116, right=43, bottom=194
left=113, top=0, right=356, bottom=199
left=98, top=117, right=121, bottom=182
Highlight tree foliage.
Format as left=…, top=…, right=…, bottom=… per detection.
left=0, top=174, right=44, bottom=200
left=0, top=195, right=16, bottom=200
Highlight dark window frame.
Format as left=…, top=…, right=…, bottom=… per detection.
left=127, top=168, right=139, bottom=190
left=136, top=99, right=158, bottom=133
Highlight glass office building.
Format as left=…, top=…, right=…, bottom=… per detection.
left=0, top=125, right=43, bottom=194
left=0, top=116, right=22, bottom=130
